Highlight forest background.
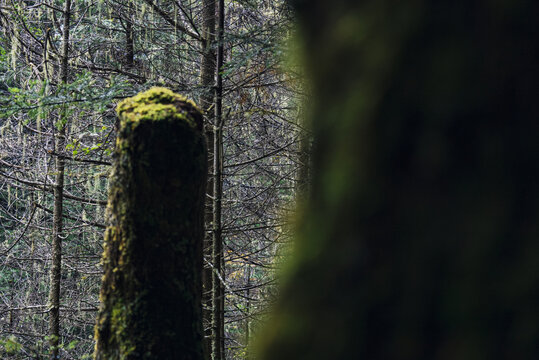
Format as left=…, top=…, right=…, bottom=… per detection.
left=0, top=0, right=303, bottom=359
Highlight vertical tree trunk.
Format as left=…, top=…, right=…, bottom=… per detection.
left=258, top=1, right=539, bottom=359
left=94, top=88, right=207, bottom=360
left=48, top=1, right=70, bottom=357
left=211, top=1, right=225, bottom=358
left=244, top=264, right=251, bottom=360
left=211, top=126, right=224, bottom=360
left=211, top=126, right=223, bottom=360
left=124, top=5, right=134, bottom=69
left=199, top=2, right=216, bottom=358
left=199, top=0, right=216, bottom=115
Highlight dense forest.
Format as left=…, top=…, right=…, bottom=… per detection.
left=2, top=0, right=539, bottom=359
left=0, top=0, right=300, bottom=359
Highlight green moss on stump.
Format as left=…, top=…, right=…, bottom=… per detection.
left=94, top=88, right=207, bottom=360
left=116, top=87, right=203, bottom=129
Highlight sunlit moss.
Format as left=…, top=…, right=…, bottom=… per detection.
left=116, top=87, right=201, bottom=127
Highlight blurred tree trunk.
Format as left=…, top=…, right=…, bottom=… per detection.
left=94, top=88, right=207, bottom=360
left=258, top=1, right=539, bottom=359
left=47, top=0, right=71, bottom=357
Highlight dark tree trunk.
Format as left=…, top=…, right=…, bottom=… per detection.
left=124, top=8, right=134, bottom=69
left=258, top=1, right=539, bottom=359
left=199, top=0, right=216, bottom=115
left=211, top=0, right=225, bottom=359
left=94, top=88, right=207, bottom=360
left=48, top=1, right=70, bottom=357
left=199, top=1, right=217, bottom=357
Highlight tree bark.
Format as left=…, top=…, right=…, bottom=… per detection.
left=211, top=1, right=225, bottom=358
left=211, top=120, right=224, bottom=360
left=199, top=0, right=216, bottom=115
left=244, top=264, right=251, bottom=360
left=94, top=88, right=207, bottom=360
left=258, top=1, right=539, bottom=359
left=124, top=5, right=134, bottom=69
left=199, top=2, right=216, bottom=358
left=47, top=0, right=70, bottom=358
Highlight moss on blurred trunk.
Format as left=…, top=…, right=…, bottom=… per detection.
left=94, top=88, right=206, bottom=360
left=258, top=1, right=539, bottom=359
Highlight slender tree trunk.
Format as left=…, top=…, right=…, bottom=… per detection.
left=199, top=1, right=217, bottom=358
left=258, top=1, right=539, bottom=359
left=211, top=125, right=223, bottom=360
left=200, top=0, right=216, bottom=115
left=124, top=5, right=134, bottom=69
left=211, top=1, right=225, bottom=358
left=244, top=264, right=251, bottom=360
left=94, top=88, right=207, bottom=360
left=48, top=1, right=70, bottom=358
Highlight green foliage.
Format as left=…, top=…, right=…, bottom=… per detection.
left=1, top=336, right=22, bottom=354
left=0, top=72, right=131, bottom=124
left=0, top=45, right=7, bottom=65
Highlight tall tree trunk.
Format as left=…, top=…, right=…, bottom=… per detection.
left=211, top=1, right=225, bottom=358
left=199, top=1, right=216, bottom=358
left=94, top=88, right=207, bottom=360
left=199, top=0, right=216, bottom=115
left=124, top=4, right=134, bottom=69
left=211, top=125, right=223, bottom=360
left=258, top=1, right=539, bottom=359
left=244, top=264, right=251, bottom=360
left=48, top=1, right=70, bottom=357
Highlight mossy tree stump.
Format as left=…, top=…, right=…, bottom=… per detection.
left=94, top=88, right=207, bottom=360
